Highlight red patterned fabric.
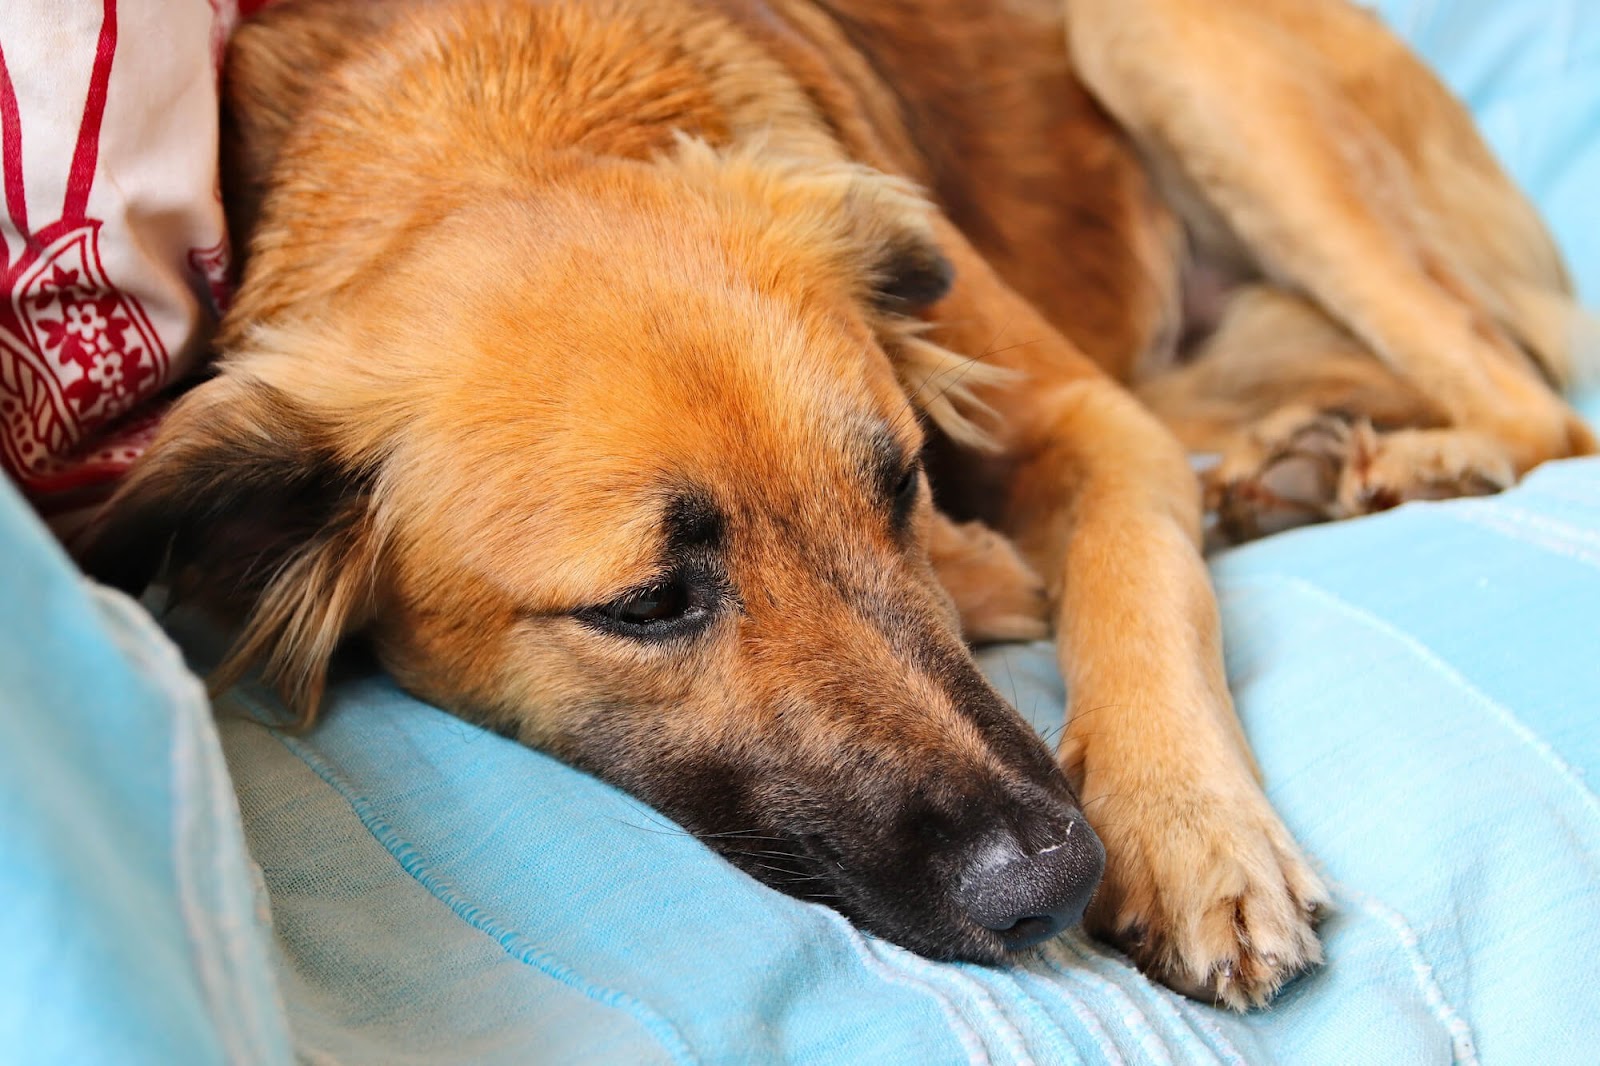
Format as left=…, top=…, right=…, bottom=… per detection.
left=0, top=0, right=243, bottom=534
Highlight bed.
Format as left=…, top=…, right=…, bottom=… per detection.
left=3, top=2, right=1598, bottom=1062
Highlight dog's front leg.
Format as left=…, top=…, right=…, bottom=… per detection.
left=926, top=221, right=1328, bottom=1007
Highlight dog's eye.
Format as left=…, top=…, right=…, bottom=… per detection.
left=612, top=583, right=689, bottom=624
left=891, top=463, right=921, bottom=526
left=578, top=577, right=710, bottom=640
left=894, top=465, right=919, bottom=502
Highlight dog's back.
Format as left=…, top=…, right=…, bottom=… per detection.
left=223, top=0, right=1177, bottom=377
left=229, top=0, right=1574, bottom=394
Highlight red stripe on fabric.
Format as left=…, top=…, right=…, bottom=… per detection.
left=0, top=43, right=27, bottom=254
left=63, top=0, right=118, bottom=224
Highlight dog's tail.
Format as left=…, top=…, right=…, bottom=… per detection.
left=1502, top=280, right=1600, bottom=392
left=1566, top=303, right=1600, bottom=393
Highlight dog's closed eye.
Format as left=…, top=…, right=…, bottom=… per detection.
left=867, top=429, right=923, bottom=533
left=579, top=576, right=701, bottom=635
left=607, top=582, right=692, bottom=625
left=574, top=566, right=729, bottom=644
left=566, top=488, right=735, bottom=643
left=890, top=462, right=922, bottom=529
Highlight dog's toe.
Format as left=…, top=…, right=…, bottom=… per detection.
left=1336, top=427, right=1514, bottom=517
left=1176, top=853, right=1328, bottom=1009
left=1086, top=783, right=1330, bottom=1010
left=930, top=516, right=1051, bottom=643
left=1208, top=409, right=1356, bottom=541
left=1208, top=408, right=1524, bottom=544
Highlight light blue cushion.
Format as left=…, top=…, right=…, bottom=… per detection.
left=0, top=482, right=292, bottom=1066
left=194, top=444, right=1600, bottom=1065
left=4, top=1, right=1600, bottom=1063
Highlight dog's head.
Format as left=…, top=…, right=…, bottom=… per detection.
left=82, top=142, right=1102, bottom=961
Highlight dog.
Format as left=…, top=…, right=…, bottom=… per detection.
left=79, top=0, right=1595, bottom=1009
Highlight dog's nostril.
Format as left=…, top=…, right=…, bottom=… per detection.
left=998, top=914, right=1057, bottom=946
left=954, top=820, right=1106, bottom=952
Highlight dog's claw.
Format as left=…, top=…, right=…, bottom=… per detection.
left=1083, top=780, right=1330, bottom=1011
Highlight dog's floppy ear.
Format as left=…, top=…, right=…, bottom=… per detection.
left=867, top=231, right=954, bottom=313
left=667, top=136, right=955, bottom=310
left=668, top=139, right=1006, bottom=445
left=78, top=374, right=378, bottom=723
left=798, top=163, right=1012, bottom=450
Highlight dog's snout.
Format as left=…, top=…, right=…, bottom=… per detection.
left=955, top=820, right=1106, bottom=951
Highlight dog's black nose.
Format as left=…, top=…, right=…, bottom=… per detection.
left=955, top=821, right=1106, bottom=950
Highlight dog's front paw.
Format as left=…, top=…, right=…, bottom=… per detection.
left=1083, top=781, right=1330, bottom=1009
left=929, top=516, right=1050, bottom=643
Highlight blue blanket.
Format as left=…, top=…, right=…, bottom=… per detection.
left=4, top=1, right=1599, bottom=1062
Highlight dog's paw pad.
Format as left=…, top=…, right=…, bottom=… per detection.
left=1209, top=411, right=1358, bottom=540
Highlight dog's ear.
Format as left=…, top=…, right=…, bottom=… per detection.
left=788, top=160, right=1016, bottom=450
left=866, top=230, right=954, bottom=313
left=668, top=139, right=1006, bottom=445
left=78, top=374, right=378, bottom=723
left=666, top=137, right=955, bottom=311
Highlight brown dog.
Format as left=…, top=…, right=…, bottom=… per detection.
left=81, top=0, right=1594, bottom=1009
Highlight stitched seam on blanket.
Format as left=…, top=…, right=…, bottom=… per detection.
left=842, top=911, right=1033, bottom=1065
left=988, top=964, right=1079, bottom=1066
left=873, top=942, right=1034, bottom=1066
left=1043, top=942, right=1175, bottom=1066
left=1440, top=500, right=1600, bottom=572
left=1326, top=882, right=1479, bottom=1065
left=1054, top=935, right=1246, bottom=1066
left=1004, top=964, right=1115, bottom=1066
left=826, top=918, right=993, bottom=1066
left=245, top=714, right=700, bottom=1066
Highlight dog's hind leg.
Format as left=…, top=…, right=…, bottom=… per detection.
left=1139, top=286, right=1517, bottom=543
left=1066, top=0, right=1596, bottom=478
left=926, top=218, right=1328, bottom=1009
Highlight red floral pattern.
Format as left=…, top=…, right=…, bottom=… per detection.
left=1, top=0, right=237, bottom=515
left=188, top=236, right=234, bottom=319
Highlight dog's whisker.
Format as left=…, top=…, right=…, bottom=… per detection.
left=607, top=817, right=694, bottom=838
left=729, top=848, right=812, bottom=862
left=1078, top=792, right=1131, bottom=812
left=614, top=806, right=696, bottom=838
left=696, top=829, right=793, bottom=842
left=746, top=861, right=819, bottom=881
left=612, top=808, right=800, bottom=849
left=1066, top=702, right=1125, bottom=724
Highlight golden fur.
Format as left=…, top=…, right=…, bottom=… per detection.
left=82, top=0, right=1594, bottom=1009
